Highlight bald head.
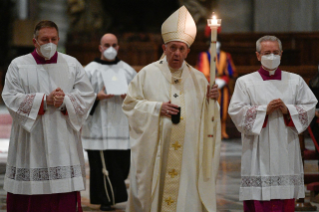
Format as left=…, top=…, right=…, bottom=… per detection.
left=99, top=33, right=119, bottom=61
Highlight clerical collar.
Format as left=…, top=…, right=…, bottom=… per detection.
left=258, top=66, right=281, bottom=81
left=94, top=57, right=120, bottom=65
left=31, top=49, right=58, bottom=64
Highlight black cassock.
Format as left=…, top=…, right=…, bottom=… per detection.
left=87, top=150, right=130, bottom=206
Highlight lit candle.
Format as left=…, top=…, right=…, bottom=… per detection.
left=204, top=12, right=222, bottom=180
left=208, top=12, right=221, bottom=27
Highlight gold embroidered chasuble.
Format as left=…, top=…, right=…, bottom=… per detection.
left=123, top=57, right=221, bottom=212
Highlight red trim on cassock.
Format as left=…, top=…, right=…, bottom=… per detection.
left=262, top=115, right=268, bottom=128
left=38, top=95, right=45, bottom=115
left=61, top=109, right=68, bottom=116
left=283, top=113, right=294, bottom=127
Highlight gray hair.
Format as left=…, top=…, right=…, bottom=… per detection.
left=33, top=20, right=59, bottom=39
left=256, top=35, right=282, bottom=52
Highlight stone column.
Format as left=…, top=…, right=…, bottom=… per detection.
left=38, top=0, right=69, bottom=51
left=254, top=0, right=319, bottom=32
left=216, top=0, right=254, bottom=33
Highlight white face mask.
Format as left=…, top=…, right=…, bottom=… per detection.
left=261, top=54, right=281, bottom=70
left=103, top=47, right=118, bottom=60
left=36, top=40, right=57, bottom=60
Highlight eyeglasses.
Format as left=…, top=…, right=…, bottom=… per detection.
left=167, top=45, right=188, bottom=54
left=259, top=51, right=281, bottom=56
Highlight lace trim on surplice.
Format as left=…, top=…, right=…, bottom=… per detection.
left=241, top=175, right=304, bottom=187
left=67, top=94, right=85, bottom=116
left=5, top=165, right=84, bottom=181
left=18, top=94, right=36, bottom=115
left=243, top=106, right=258, bottom=134
left=295, top=106, right=308, bottom=127
left=16, top=94, right=36, bottom=123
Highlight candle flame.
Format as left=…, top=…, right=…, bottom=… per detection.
left=212, top=12, right=217, bottom=20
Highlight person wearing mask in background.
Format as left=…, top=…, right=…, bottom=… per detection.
left=2, top=20, right=95, bottom=212
left=82, top=33, right=136, bottom=211
left=228, top=35, right=317, bottom=211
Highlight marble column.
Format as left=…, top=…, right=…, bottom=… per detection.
left=37, top=0, right=69, bottom=51
left=254, top=0, right=319, bottom=32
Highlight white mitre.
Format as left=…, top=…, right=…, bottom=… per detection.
left=161, top=6, right=197, bottom=47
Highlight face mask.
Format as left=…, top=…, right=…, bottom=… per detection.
left=36, top=40, right=57, bottom=60
left=261, top=54, right=281, bottom=70
left=103, top=47, right=118, bottom=60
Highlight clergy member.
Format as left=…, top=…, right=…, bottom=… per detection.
left=2, top=20, right=95, bottom=212
left=122, top=6, right=221, bottom=212
left=228, top=35, right=318, bottom=211
left=82, top=33, right=136, bottom=211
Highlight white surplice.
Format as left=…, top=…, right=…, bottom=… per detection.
left=122, top=57, right=221, bottom=212
left=82, top=60, right=136, bottom=150
left=228, top=70, right=317, bottom=201
left=1, top=53, right=95, bottom=195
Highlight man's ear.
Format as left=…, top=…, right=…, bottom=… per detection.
left=162, top=44, right=167, bottom=52
left=256, top=52, right=261, bottom=61
left=99, top=45, right=103, bottom=53
left=32, top=38, right=37, bottom=48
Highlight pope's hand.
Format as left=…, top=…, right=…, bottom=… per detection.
left=316, top=111, right=319, bottom=118
left=267, top=98, right=288, bottom=115
left=97, top=86, right=114, bottom=100
left=207, top=84, right=219, bottom=100
left=161, top=101, right=179, bottom=118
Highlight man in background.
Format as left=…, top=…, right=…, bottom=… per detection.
left=197, top=26, right=237, bottom=139
left=82, top=33, right=136, bottom=211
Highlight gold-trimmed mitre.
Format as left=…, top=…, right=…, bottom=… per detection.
left=161, top=6, right=197, bottom=47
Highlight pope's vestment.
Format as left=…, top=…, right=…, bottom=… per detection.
left=122, top=57, right=221, bottom=212
left=2, top=51, right=95, bottom=195
left=228, top=68, right=317, bottom=201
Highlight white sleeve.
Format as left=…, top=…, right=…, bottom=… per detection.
left=286, top=76, right=317, bottom=133
left=64, top=61, right=95, bottom=131
left=2, top=62, right=44, bottom=132
left=228, top=78, right=267, bottom=135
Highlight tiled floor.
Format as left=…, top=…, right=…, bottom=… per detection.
left=0, top=106, right=318, bottom=211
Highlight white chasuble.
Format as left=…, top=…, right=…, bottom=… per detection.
left=2, top=53, right=95, bottom=194
left=228, top=71, right=317, bottom=201
left=82, top=60, right=136, bottom=150
left=122, top=57, right=221, bottom=212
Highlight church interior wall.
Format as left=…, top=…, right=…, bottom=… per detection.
left=1, top=0, right=319, bottom=112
